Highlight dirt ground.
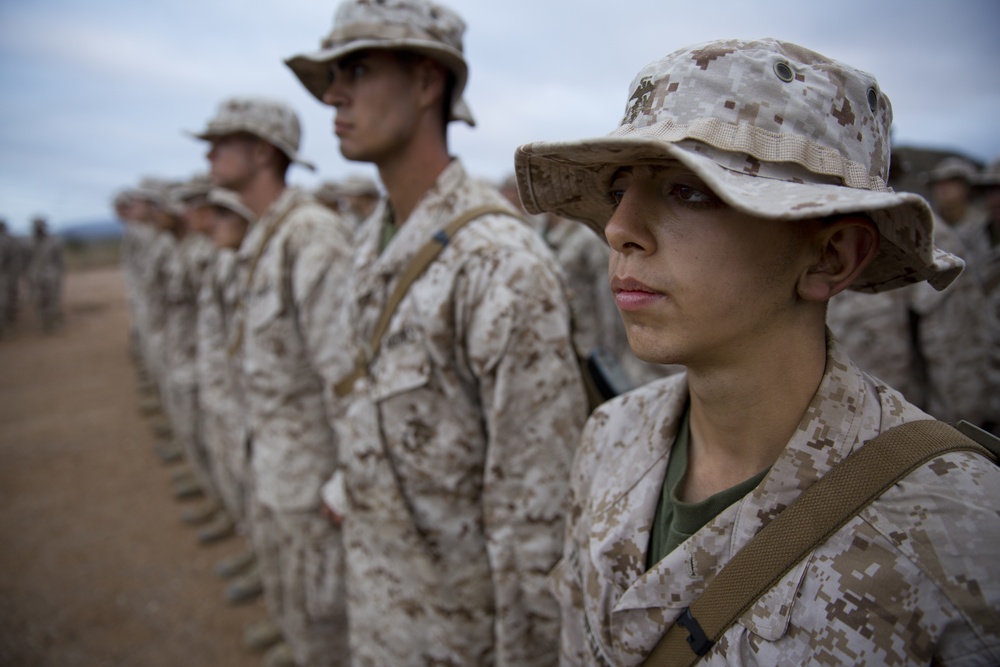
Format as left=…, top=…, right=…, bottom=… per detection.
left=0, top=265, right=268, bottom=667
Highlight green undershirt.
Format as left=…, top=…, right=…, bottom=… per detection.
left=646, top=407, right=770, bottom=569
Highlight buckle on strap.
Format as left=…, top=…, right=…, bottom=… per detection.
left=677, top=607, right=714, bottom=657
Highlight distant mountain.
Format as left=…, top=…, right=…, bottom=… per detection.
left=59, top=219, right=123, bottom=242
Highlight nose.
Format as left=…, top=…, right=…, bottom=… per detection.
left=604, top=189, right=652, bottom=255
left=322, top=74, right=345, bottom=107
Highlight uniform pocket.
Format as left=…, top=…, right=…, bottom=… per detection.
left=370, top=327, right=431, bottom=402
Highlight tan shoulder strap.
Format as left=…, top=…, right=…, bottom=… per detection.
left=226, top=204, right=299, bottom=357
left=643, top=419, right=996, bottom=667
left=333, top=205, right=520, bottom=398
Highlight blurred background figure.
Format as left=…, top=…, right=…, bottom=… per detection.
left=27, top=216, right=64, bottom=333
left=0, top=219, right=19, bottom=336
left=961, top=159, right=1000, bottom=432
left=926, top=156, right=985, bottom=229
left=313, top=175, right=380, bottom=229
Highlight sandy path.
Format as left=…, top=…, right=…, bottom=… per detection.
left=0, top=266, right=266, bottom=667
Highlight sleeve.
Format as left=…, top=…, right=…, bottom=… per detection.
left=287, top=209, right=356, bottom=392
left=461, top=245, right=590, bottom=667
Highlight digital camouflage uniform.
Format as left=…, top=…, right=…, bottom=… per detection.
left=828, top=219, right=991, bottom=425
left=0, top=223, right=17, bottom=334
left=197, top=244, right=248, bottom=527
left=164, top=231, right=218, bottom=497
left=553, top=334, right=1000, bottom=666
left=286, top=2, right=588, bottom=663
left=513, top=38, right=996, bottom=666
left=959, top=161, right=1000, bottom=430
left=332, top=160, right=589, bottom=666
left=229, top=186, right=352, bottom=667
left=27, top=220, right=63, bottom=332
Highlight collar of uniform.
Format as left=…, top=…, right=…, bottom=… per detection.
left=611, top=333, right=871, bottom=617
left=234, top=186, right=307, bottom=262
left=368, top=158, right=469, bottom=281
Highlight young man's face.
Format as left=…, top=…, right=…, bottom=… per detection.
left=206, top=133, right=260, bottom=192
left=604, top=162, right=816, bottom=368
left=322, top=50, right=432, bottom=165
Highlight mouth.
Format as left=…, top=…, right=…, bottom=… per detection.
left=334, top=119, right=351, bottom=136
left=611, top=275, right=664, bottom=311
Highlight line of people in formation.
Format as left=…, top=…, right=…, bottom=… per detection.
left=110, top=1, right=999, bottom=666
left=0, top=216, right=64, bottom=335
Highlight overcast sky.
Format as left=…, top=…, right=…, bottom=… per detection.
left=1, top=0, right=998, bottom=235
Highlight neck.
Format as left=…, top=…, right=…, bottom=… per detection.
left=239, top=170, right=286, bottom=219
left=377, top=129, right=451, bottom=226
left=681, top=320, right=828, bottom=502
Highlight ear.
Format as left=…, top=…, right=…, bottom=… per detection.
left=797, top=216, right=879, bottom=302
left=414, top=58, right=447, bottom=110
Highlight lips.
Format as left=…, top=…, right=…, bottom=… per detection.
left=611, top=275, right=664, bottom=311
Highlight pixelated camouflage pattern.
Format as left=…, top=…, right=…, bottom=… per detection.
left=514, top=38, right=964, bottom=294
left=553, top=333, right=1000, bottom=666
left=230, top=187, right=352, bottom=663
left=251, top=501, right=348, bottom=667
left=190, top=96, right=315, bottom=170
left=196, top=249, right=248, bottom=524
left=955, top=212, right=1000, bottom=426
left=230, top=186, right=353, bottom=512
left=161, top=234, right=217, bottom=496
left=285, top=0, right=475, bottom=125
left=828, top=218, right=992, bottom=425
left=332, top=160, right=588, bottom=666
left=26, top=231, right=63, bottom=330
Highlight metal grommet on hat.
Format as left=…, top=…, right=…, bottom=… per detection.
left=773, top=61, right=794, bottom=82
left=867, top=88, right=878, bottom=112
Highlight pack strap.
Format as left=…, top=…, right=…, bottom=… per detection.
left=226, top=204, right=298, bottom=357
left=333, top=205, right=518, bottom=398
left=643, top=419, right=996, bottom=667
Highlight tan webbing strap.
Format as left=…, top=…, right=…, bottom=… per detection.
left=332, top=204, right=518, bottom=398
left=226, top=205, right=298, bottom=357
left=643, top=419, right=996, bottom=667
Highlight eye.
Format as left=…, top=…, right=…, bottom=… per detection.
left=606, top=171, right=632, bottom=208
left=667, top=183, right=721, bottom=208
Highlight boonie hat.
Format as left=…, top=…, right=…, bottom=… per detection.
left=188, top=96, right=315, bottom=170
left=207, top=188, right=256, bottom=224
left=339, top=174, right=380, bottom=197
left=515, top=38, right=963, bottom=293
left=924, top=156, right=978, bottom=185
left=285, top=0, right=475, bottom=126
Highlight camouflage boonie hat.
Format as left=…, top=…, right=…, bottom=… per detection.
left=514, top=38, right=963, bottom=293
left=207, top=188, right=256, bottom=223
left=175, top=173, right=212, bottom=204
left=339, top=174, right=380, bottom=197
left=313, top=180, right=343, bottom=206
left=924, top=156, right=978, bottom=185
left=188, top=96, right=315, bottom=170
left=285, top=0, right=475, bottom=126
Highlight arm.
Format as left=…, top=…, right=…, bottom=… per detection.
left=463, top=247, right=589, bottom=667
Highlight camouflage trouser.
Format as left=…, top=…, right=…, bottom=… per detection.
left=250, top=501, right=349, bottom=667
left=201, top=404, right=247, bottom=526
left=166, top=383, right=214, bottom=499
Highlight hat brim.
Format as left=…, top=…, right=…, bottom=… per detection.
left=285, top=39, right=475, bottom=126
left=183, top=129, right=316, bottom=172
left=515, top=135, right=963, bottom=293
